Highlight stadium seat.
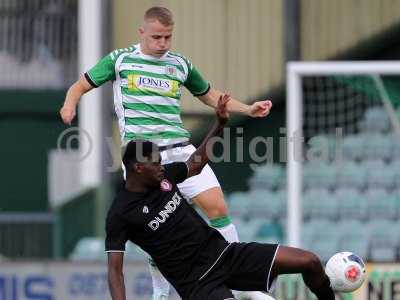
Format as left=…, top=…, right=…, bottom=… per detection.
left=227, top=192, right=250, bottom=219
left=303, top=162, right=336, bottom=190
left=337, top=220, right=369, bottom=260
left=394, top=190, right=400, bottom=217
left=247, top=190, right=284, bottom=219
left=335, top=162, right=366, bottom=190
left=237, top=218, right=264, bottom=242
left=306, top=134, right=338, bottom=162
left=255, top=221, right=284, bottom=244
left=390, top=137, right=400, bottom=162
left=395, top=219, right=400, bottom=257
left=359, top=107, right=390, bottom=133
left=367, top=220, right=397, bottom=262
left=391, top=160, right=400, bottom=189
left=249, top=164, right=284, bottom=191
left=365, top=188, right=396, bottom=219
left=342, top=135, right=364, bottom=162
left=302, top=220, right=339, bottom=262
left=232, top=217, right=247, bottom=229
left=274, top=190, right=287, bottom=218
left=303, top=188, right=337, bottom=220
left=364, top=159, right=395, bottom=190
left=361, top=133, right=392, bottom=161
left=335, top=188, right=367, bottom=221
left=70, top=237, right=106, bottom=261
left=247, top=190, right=272, bottom=218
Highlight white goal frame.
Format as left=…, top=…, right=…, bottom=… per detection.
left=286, top=61, right=400, bottom=247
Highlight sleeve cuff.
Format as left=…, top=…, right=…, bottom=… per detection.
left=193, top=83, right=210, bottom=97
left=84, top=72, right=99, bottom=88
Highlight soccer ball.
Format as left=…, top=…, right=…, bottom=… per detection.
left=325, top=252, right=366, bottom=293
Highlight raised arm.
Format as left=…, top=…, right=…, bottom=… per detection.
left=186, top=94, right=230, bottom=177
left=197, top=87, right=272, bottom=118
left=60, top=75, right=93, bottom=125
left=107, top=252, right=126, bottom=300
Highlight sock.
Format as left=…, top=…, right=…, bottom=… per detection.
left=311, top=276, right=335, bottom=300
left=148, top=258, right=170, bottom=300
left=210, top=216, right=239, bottom=242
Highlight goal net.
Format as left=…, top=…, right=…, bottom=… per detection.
left=286, top=62, right=400, bottom=262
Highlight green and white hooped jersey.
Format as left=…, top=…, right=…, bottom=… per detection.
left=85, top=43, right=210, bottom=146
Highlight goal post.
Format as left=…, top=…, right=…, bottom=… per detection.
left=286, top=61, right=400, bottom=248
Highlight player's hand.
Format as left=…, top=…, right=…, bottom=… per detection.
left=247, top=100, right=272, bottom=118
left=60, top=105, right=76, bottom=125
left=216, top=93, right=230, bottom=125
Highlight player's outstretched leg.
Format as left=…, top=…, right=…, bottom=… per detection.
left=270, top=246, right=335, bottom=300
left=192, top=187, right=272, bottom=300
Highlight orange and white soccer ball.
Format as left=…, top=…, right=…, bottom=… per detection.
left=325, top=252, right=366, bottom=292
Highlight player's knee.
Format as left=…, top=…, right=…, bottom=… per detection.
left=303, top=251, right=323, bottom=274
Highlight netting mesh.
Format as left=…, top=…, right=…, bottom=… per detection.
left=298, top=73, right=400, bottom=262
left=302, top=75, right=394, bottom=138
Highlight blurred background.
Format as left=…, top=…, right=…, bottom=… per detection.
left=1, top=0, right=400, bottom=299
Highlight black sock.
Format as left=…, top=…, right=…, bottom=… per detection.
left=311, top=276, right=335, bottom=300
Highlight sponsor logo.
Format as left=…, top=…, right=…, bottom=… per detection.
left=127, top=74, right=180, bottom=97
left=160, top=179, right=172, bottom=191
left=137, top=76, right=171, bottom=91
left=143, top=206, right=149, bottom=214
left=148, top=192, right=182, bottom=231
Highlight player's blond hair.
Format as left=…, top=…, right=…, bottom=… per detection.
left=144, top=7, right=174, bottom=26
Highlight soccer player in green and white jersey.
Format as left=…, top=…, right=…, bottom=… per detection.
left=61, top=6, right=272, bottom=300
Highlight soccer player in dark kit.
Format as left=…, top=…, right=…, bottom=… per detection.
left=105, top=94, right=335, bottom=300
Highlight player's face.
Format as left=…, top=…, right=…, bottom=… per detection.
left=141, top=151, right=165, bottom=186
left=139, top=20, right=173, bottom=58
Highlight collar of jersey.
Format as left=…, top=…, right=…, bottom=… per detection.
left=136, top=43, right=169, bottom=60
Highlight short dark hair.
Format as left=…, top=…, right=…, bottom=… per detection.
left=144, top=6, right=174, bottom=26
left=122, top=140, right=158, bottom=171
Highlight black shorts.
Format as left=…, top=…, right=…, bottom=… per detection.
left=185, top=242, right=279, bottom=300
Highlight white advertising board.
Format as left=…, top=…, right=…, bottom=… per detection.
left=0, top=261, right=180, bottom=300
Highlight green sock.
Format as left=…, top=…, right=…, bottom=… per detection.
left=210, top=215, right=232, bottom=228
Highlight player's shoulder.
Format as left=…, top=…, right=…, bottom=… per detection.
left=106, top=192, right=131, bottom=224
left=109, top=45, right=137, bottom=61
left=167, top=51, right=192, bottom=70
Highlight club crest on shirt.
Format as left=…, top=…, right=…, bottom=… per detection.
left=143, top=206, right=149, bottom=214
left=165, top=65, right=177, bottom=76
left=160, top=179, right=172, bottom=191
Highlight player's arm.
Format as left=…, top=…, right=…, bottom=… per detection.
left=60, top=75, right=93, bottom=125
left=197, top=87, right=273, bottom=118
left=183, top=60, right=272, bottom=118
left=186, top=94, right=230, bottom=177
left=60, top=51, right=116, bottom=125
left=107, top=252, right=126, bottom=300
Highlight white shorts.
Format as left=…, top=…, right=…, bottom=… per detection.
left=161, top=144, right=221, bottom=200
